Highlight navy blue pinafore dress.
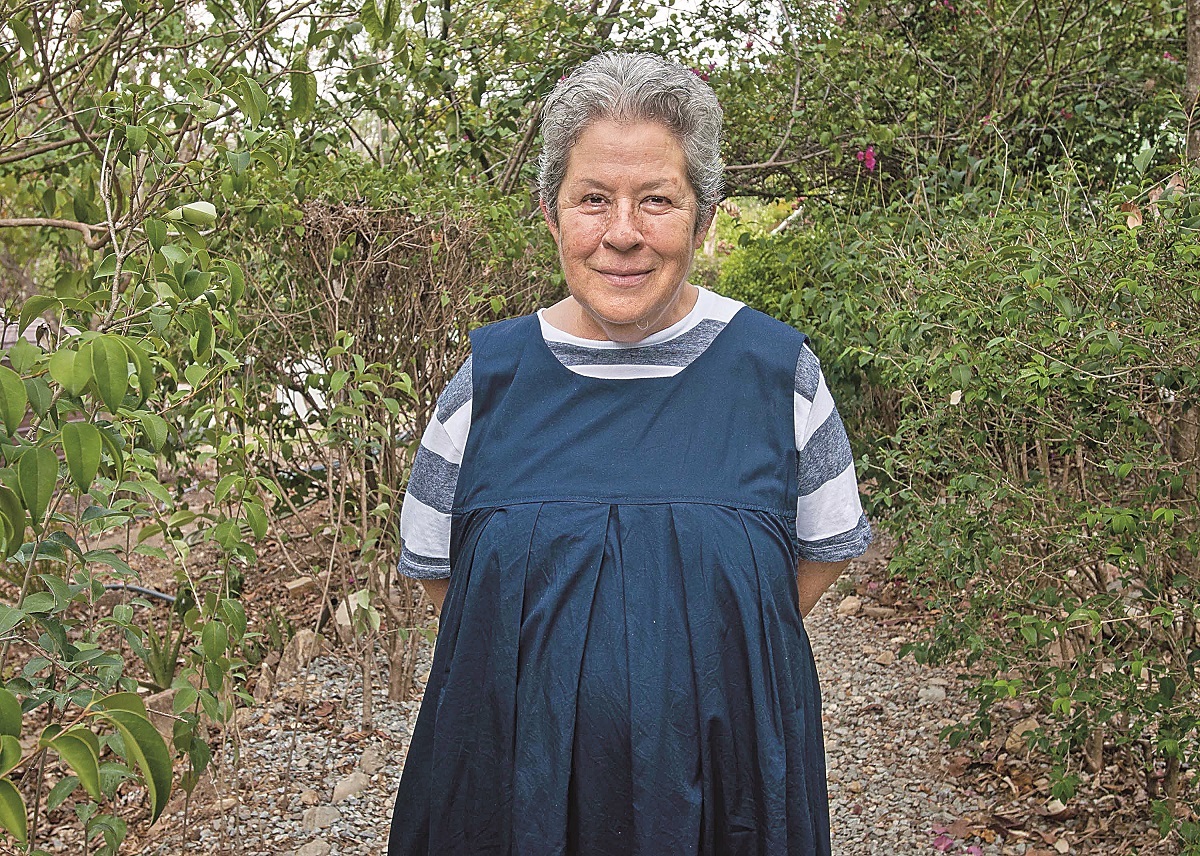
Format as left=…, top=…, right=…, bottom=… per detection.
left=389, top=307, right=831, bottom=855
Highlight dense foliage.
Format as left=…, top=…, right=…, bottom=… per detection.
left=0, top=0, right=1196, bottom=850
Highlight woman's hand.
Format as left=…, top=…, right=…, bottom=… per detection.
left=419, top=578, right=449, bottom=612
left=796, top=559, right=851, bottom=618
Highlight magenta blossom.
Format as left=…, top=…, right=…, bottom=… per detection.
left=1164, top=50, right=1178, bottom=61
left=691, top=67, right=710, bottom=82
left=855, top=145, right=877, bottom=172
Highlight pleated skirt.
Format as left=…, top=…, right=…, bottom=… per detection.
left=388, top=501, right=830, bottom=856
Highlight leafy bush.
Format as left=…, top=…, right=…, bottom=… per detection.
left=737, top=167, right=1199, bottom=845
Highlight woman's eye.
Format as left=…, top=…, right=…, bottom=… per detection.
left=582, top=194, right=606, bottom=205
left=643, top=196, right=671, bottom=208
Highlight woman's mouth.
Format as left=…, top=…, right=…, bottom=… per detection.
left=598, top=269, right=653, bottom=287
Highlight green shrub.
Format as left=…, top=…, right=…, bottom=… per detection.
left=746, top=171, right=1199, bottom=845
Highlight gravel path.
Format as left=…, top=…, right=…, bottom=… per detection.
left=127, top=555, right=1136, bottom=856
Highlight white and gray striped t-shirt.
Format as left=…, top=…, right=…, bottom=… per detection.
left=398, top=287, right=872, bottom=579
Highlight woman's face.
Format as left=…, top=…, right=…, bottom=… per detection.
left=544, top=119, right=709, bottom=342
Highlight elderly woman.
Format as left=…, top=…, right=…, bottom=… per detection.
left=388, top=52, right=871, bottom=855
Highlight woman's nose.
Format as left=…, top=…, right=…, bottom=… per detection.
left=602, top=201, right=643, bottom=250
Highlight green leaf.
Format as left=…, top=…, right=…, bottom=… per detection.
left=160, top=245, right=189, bottom=266
left=0, top=689, right=21, bottom=738
left=18, top=295, right=59, bottom=336
left=97, top=692, right=147, bottom=718
left=16, top=445, right=58, bottom=527
left=23, top=377, right=51, bottom=418
left=244, top=502, right=267, bottom=539
left=48, top=732, right=101, bottom=800
left=144, top=219, right=167, bottom=250
left=0, top=778, right=27, bottom=843
left=61, top=422, right=102, bottom=492
left=165, top=201, right=218, bottom=227
left=0, top=736, right=18, bottom=777
left=0, top=486, right=24, bottom=560
left=89, top=335, right=130, bottom=414
left=6, top=338, right=39, bottom=374
left=136, top=412, right=168, bottom=451
left=48, top=348, right=91, bottom=397
left=289, top=66, right=316, bottom=122
left=0, top=367, right=27, bottom=438
left=0, top=606, right=23, bottom=635
left=47, top=775, right=78, bottom=812
left=96, top=710, right=171, bottom=822
left=125, top=124, right=148, bottom=152
left=121, top=340, right=155, bottom=406
left=359, top=0, right=384, bottom=40
left=9, top=16, right=34, bottom=57
left=201, top=620, right=228, bottom=660
left=94, top=253, right=119, bottom=278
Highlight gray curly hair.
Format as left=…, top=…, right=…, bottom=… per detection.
left=538, top=52, right=725, bottom=234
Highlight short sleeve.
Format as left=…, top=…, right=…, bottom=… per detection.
left=792, top=344, right=872, bottom=562
left=397, top=356, right=473, bottom=579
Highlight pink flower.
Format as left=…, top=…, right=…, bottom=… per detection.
left=855, top=145, right=877, bottom=171
left=932, top=833, right=955, bottom=852
left=981, top=114, right=992, bottom=126
left=745, top=39, right=754, bottom=50
left=691, top=67, right=710, bottom=81
left=1164, top=50, right=1177, bottom=61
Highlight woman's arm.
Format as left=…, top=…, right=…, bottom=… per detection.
left=419, top=578, right=449, bottom=612
left=796, top=559, right=850, bottom=618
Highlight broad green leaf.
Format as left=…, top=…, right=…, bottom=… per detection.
left=0, top=486, right=23, bottom=560
left=160, top=245, right=189, bottom=266
left=165, top=201, right=218, bottom=227
left=94, top=253, right=119, bottom=278
left=244, top=502, right=267, bottom=539
left=89, top=335, right=130, bottom=414
left=16, top=445, right=57, bottom=527
left=96, top=709, right=171, bottom=822
left=289, top=67, right=316, bottom=122
left=97, top=692, right=147, bottom=718
left=359, top=0, right=384, bottom=40
left=124, top=124, right=147, bottom=152
left=61, top=422, right=102, bottom=492
left=23, top=377, right=52, bottom=417
left=0, top=606, right=22, bottom=636
left=17, top=295, right=58, bottom=335
left=6, top=338, right=39, bottom=374
left=121, top=340, right=155, bottom=405
left=144, top=219, right=167, bottom=250
left=47, top=776, right=78, bottom=812
left=0, top=736, right=19, bottom=778
left=184, top=364, right=206, bottom=389
left=136, top=412, right=168, bottom=451
left=48, top=349, right=91, bottom=397
left=0, top=367, right=26, bottom=437
left=0, top=689, right=21, bottom=738
left=9, top=16, right=34, bottom=57
left=0, top=778, right=27, bottom=843
left=201, top=620, right=228, bottom=660
left=48, top=732, right=101, bottom=800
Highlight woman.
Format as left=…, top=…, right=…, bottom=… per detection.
left=389, top=52, right=871, bottom=855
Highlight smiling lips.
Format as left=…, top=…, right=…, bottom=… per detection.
left=597, top=268, right=654, bottom=287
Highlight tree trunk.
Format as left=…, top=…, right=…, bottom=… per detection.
left=1188, top=0, right=1200, bottom=159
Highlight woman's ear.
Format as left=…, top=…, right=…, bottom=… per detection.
left=693, top=214, right=715, bottom=250
left=540, top=197, right=560, bottom=244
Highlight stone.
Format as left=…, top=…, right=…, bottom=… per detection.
left=299, top=789, right=321, bottom=806
left=276, top=629, right=322, bottom=682
left=253, top=664, right=275, bottom=703
left=1054, top=839, right=1070, bottom=854
left=873, top=650, right=896, bottom=666
left=144, top=688, right=179, bottom=742
left=301, top=805, right=340, bottom=831
left=332, top=770, right=370, bottom=802
left=862, top=606, right=897, bottom=619
left=285, top=576, right=318, bottom=595
left=360, top=745, right=385, bottom=775
left=1005, top=716, right=1041, bottom=753
left=917, top=685, right=947, bottom=705
left=296, top=840, right=332, bottom=856
left=836, top=596, right=862, bottom=616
